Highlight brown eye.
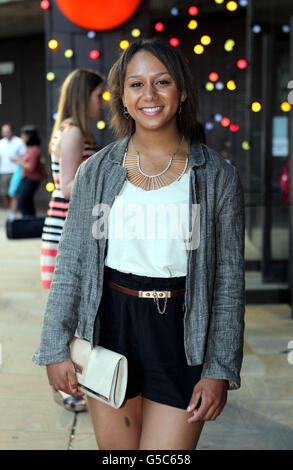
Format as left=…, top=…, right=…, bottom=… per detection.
left=156, top=80, right=170, bottom=85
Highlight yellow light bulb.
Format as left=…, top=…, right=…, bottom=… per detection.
left=251, top=101, right=261, bottom=112
left=226, top=1, right=238, bottom=11
left=242, top=141, right=250, bottom=150
left=97, top=120, right=106, bottom=130
left=46, top=72, right=55, bottom=81
left=48, top=39, right=58, bottom=50
left=102, top=91, right=111, bottom=102
left=214, top=0, right=224, bottom=3
left=227, top=80, right=237, bottom=90
left=281, top=101, right=291, bottom=112
left=188, top=20, right=198, bottom=30
left=46, top=182, right=55, bottom=192
left=224, top=39, right=235, bottom=51
left=193, top=44, right=204, bottom=54
left=205, top=82, right=214, bottom=91
left=201, top=35, right=211, bottom=46
left=120, top=40, right=130, bottom=50
left=131, top=28, right=141, bottom=38
left=64, top=49, right=74, bottom=58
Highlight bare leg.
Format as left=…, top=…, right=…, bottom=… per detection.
left=139, top=398, right=204, bottom=450
left=4, top=195, right=16, bottom=220
left=87, top=394, right=143, bottom=450
left=3, top=195, right=10, bottom=209
left=10, top=196, right=18, bottom=214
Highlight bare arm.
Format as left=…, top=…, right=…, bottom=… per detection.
left=10, top=156, right=31, bottom=170
left=11, top=147, right=40, bottom=171
left=58, top=126, right=84, bottom=200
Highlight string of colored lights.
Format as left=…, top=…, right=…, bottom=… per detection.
left=43, top=0, right=291, bottom=174
left=154, top=4, right=246, bottom=148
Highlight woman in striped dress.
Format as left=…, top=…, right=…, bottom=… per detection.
left=40, top=68, right=104, bottom=411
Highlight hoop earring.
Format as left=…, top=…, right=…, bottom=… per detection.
left=178, top=101, right=183, bottom=115
left=123, top=106, right=130, bottom=119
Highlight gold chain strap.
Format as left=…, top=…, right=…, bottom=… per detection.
left=153, top=290, right=168, bottom=314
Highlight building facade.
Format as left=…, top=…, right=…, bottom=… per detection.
left=0, top=0, right=292, bottom=306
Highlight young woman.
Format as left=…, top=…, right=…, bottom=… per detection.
left=33, top=39, right=245, bottom=450
left=40, top=68, right=105, bottom=412
left=10, top=126, right=42, bottom=217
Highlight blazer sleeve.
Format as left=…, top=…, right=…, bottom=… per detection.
left=201, top=166, right=246, bottom=390
left=32, top=165, right=85, bottom=366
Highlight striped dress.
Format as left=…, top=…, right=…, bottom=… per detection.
left=40, top=123, right=99, bottom=289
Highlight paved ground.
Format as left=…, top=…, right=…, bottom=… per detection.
left=0, top=209, right=293, bottom=450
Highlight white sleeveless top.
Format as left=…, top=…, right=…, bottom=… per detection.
left=104, top=170, right=190, bottom=278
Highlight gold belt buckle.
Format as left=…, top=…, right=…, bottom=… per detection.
left=138, top=290, right=171, bottom=314
left=138, top=290, right=171, bottom=299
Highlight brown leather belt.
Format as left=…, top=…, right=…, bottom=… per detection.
left=104, top=279, right=185, bottom=299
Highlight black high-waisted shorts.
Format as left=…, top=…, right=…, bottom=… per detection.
left=95, top=266, right=203, bottom=410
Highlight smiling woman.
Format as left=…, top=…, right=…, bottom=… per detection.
left=108, top=39, right=199, bottom=141
left=33, top=39, right=245, bottom=451
left=123, top=52, right=184, bottom=136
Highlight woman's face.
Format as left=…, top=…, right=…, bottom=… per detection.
left=89, top=82, right=104, bottom=119
left=122, top=50, right=185, bottom=133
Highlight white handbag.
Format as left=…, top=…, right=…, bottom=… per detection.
left=69, top=336, right=128, bottom=409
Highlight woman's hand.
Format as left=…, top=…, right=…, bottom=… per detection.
left=46, top=360, right=85, bottom=397
left=187, top=378, right=228, bottom=423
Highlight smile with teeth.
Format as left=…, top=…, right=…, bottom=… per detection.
left=140, top=106, right=163, bottom=115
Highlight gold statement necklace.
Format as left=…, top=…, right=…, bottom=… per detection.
left=123, top=136, right=189, bottom=191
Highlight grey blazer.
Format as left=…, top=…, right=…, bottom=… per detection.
left=33, top=137, right=245, bottom=390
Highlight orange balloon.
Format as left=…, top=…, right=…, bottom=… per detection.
left=55, top=0, right=142, bottom=31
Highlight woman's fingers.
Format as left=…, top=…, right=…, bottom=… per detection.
left=187, top=393, right=212, bottom=423
left=187, top=378, right=228, bottom=423
left=187, top=390, right=202, bottom=413
left=208, top=406, right=223, bottom=421
left=67, top=367, right=84, bottom=396
left=46, top=360, right=84, bottom=396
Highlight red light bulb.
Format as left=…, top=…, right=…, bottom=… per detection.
left=209, top=72, right=219, bottom=82
left=188, top=6, right=199, bottom=15
left=221, top=117, right=231, bottom=127
left=155, top=22, right=164, bottom=32
left=169, top=37, right=180, bottom=47
left=230, top=124, right=239, bottom=132
left=237, top=59, right=248, bottom=69
left=40, top=0, right=50, bottom=9
left=89, top=49, right=100, bottom=59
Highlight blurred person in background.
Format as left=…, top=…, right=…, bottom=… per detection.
left=11, top=126, right=42, bottom=217
left=0, top=123, right=26, bottom=220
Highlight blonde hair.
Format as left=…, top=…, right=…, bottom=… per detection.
left=49, top=69, right=104, bottom=152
